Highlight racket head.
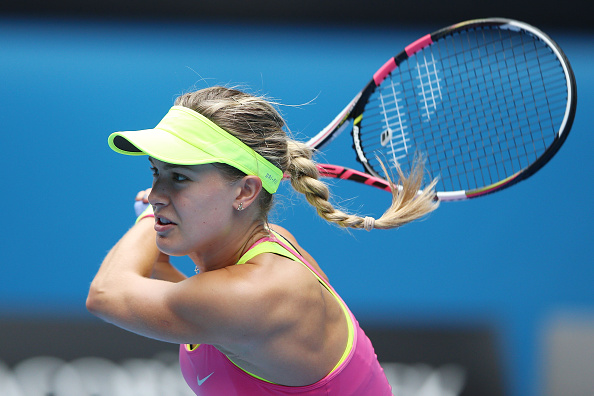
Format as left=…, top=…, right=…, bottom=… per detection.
left=350, top=18, right=577, bottom=201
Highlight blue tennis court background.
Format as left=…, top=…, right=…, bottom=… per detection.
left=0, top=16, right=592, bottom=396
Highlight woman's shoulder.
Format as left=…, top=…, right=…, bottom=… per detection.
left=268, top=224, right=329, bottom=283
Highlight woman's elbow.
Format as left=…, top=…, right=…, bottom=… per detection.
left=86, top=282, right=111, bottom=318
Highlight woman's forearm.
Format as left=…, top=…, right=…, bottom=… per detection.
left=87, top=218, right=160, bottom=315
left=152, top=254, right=188, bottom=282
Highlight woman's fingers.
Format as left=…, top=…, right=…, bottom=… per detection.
left=135, top=188, right=152, bottom=202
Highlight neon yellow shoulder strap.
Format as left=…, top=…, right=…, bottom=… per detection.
left=237, top=240, right=299, bottom=265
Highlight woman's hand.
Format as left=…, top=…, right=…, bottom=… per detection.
left=134, top=188, right=152, bottom=217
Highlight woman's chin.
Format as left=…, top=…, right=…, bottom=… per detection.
left=156, top=240, right=187, bottom=257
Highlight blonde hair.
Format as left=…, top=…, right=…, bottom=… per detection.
left=175, top=86, right=439, bottom=230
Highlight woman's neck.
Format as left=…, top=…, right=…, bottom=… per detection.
left=189, top=221, right=270, bottom=273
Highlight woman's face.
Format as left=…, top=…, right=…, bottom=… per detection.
left=147, top=158, right=240, bottom=259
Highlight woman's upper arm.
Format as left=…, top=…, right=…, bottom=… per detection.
left=87, top=276, right=194, bottom=343
left=87, top=267, right=268, bottom=346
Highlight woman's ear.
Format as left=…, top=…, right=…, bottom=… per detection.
left=234, top=175, right=263, bottom=211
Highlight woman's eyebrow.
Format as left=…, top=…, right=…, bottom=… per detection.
left=148, top=158, right=188, bottom=171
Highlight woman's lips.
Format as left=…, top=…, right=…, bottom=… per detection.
left=154, top=215, right=177, bottom=233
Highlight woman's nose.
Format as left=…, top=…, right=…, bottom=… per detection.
left=148, top=180, right=168, bottom=207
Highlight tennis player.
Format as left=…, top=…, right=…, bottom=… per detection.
left=87, top=86, right=438, bottom=395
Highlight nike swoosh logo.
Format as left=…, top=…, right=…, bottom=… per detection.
left=197, top=372, right=214, bottom=386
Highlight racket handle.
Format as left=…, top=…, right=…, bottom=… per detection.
left=134, top=200, right=150, bottom=217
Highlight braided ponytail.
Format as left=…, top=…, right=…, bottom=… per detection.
left=285, top=140, right=439, bottom=230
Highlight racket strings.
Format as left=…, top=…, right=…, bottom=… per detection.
left=358, top=26, right=568, bottom=192
left=415, top=51, right=443, bottom=121
left=377, top=78, right=410, bottom=164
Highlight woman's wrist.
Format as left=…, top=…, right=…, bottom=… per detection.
left=135, top=201, right=154, bottom=224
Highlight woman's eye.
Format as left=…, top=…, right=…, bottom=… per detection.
left=173, top=173, right=188, bottom=182
left=149, top=165, right=188, bottom=182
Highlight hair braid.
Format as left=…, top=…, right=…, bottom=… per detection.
left=286, top=140, right=439, bottom=230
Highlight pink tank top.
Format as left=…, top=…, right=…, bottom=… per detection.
left=179, top=234, right=393, bottom=395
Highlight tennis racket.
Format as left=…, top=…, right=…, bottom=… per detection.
left=308, top=18, right=577, bottom=201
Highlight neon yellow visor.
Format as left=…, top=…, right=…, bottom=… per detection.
left=108, top=106, right=283, bottom=194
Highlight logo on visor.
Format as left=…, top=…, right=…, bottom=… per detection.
left=265, top=173, right=278, bottom=184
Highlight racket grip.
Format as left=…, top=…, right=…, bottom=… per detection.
left=134, top=200, right=150, bottom=217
